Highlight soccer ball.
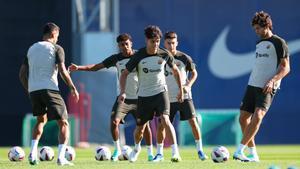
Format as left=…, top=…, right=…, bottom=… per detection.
left=39, top=146, right=55, bottom=161
left=118, top=145, right=132, bottom=160
left=211, top=146, right=230, bottom=163
left=95, top=146, right=111, bottom=161
left=8, top=146, right=25, bottom=162
left=65, top=146, right=76, bottom=161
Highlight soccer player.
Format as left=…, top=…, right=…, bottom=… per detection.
left=68, top=33, right=154, bottom=161
left=19, top=22, right=79, bottom=166
left=233, top=11, right=290, bottom=162
left=152, top=31, right=208, bottom=162
left=118, top=25, right=184, bottom=162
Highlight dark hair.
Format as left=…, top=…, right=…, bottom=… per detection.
left=164, top=31, right=177, bottom=40
left=251, top=11, right=273, bottom=30
left=116, top=33, right=132, bottom=43
left=43, top=22, right=60, bottom=36
left=144, top=25, right=162, bottom=39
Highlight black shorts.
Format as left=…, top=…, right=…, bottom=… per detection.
left=169, top=99, right=196, bottom=122
left=29, top=89, right=68, bottom=121
left=111, top=98, right=138, bottom=124
left=240, top=85, right=277, bottom=114
left=136, top=91, right=170, bottom=125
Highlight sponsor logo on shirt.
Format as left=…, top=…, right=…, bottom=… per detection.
left=143, top=68, right=162, bottom=73
left=256, top=52, right=269, bottom=58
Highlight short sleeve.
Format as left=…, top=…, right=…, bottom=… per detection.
left=55, top=45, right=65, bottom=63
left=126, top=53, right=141, bottom=72
left=185, top=55, right=196, bottom=71
left=102, top=55, right=118, bottom=68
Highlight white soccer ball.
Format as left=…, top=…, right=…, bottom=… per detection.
left=118, top=145, right=132, bottom=160
left=8, top=146, right=25, bottom=162
left=95, top=146, right=111, bottom=161
left=39, top=146, right=55, bottom=161
left=65, top=146, right=76, bottom=161
left=211, top=146, right=230, bottom=163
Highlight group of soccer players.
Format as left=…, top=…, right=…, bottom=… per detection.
left=69, top=25, right=207, bottom=162
left=19, top=11, right=290, bottom=165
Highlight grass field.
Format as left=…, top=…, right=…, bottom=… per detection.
left=1, top=145, right=299, bottom=169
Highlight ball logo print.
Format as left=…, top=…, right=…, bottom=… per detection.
left=211, top=146, right=230, bottom=163
left=143, top=68, right=149, bottom=73
left=95, top=146, right=111, bottom=161
left=39, top=146, right=54, bottom=161
left=118, top=145, right=132, bottom=160
left=65, top=146, right=76, bottom=161
left=8, top=146, right=25, bottom=162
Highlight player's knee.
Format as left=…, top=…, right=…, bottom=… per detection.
left=254, top=109, right=266, bottom=121
left=188, top=118, right=197, bottom=126
left=57, top=119, right=69, bottom=128
left=160, top=115, right=170, bottom=126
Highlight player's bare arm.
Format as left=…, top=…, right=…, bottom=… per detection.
left=68, top=62, right=105, bottom=72
left=58, top=62, right=79, bottom=102
left=172, top=64, right=184, bottom=103
left=184, top=69, right=198, bottom=93
left=263, top=57, right=290, bottom=94
left=118, top=68, right=130, bottom=103
left=19, top=63, right=29, bottom=92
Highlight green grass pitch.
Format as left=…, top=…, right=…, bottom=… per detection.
left=1, top=145, right=299, bottom=169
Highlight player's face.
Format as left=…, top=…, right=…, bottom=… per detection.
left=253, top=24, right=268, bottom=39
left=118, top=39, right=132, bottom=56
left=52, top=30, right=59, bottom=44
left=146, top=37, right=160, bottom=54
left=164, top=38, right=178, bottom=54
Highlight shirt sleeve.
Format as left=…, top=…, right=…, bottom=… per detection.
left=281, top=40, right=289, bottom=58
left=274, top=38, right=289, bottom=59
left=102, top=55, right=118, bottom=68
left=166, top=54, right=174, bottom=68
left=185, top=55, right=196, bottom=71
left=126, top=53, right=141, bottom=72
left=55, top=45, right=65, bottom=63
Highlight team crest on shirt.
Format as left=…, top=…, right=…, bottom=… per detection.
left=176, top=61, right=181, bottom=66
left=266, top=45, right=271, bottom=49
left=158, top=59, right=163, bottom=64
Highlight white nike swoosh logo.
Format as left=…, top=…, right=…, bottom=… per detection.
left=208, top=26, right=300, bottom=79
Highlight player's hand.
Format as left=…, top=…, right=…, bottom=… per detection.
left=71, top=88, right=80, bottom=102
left=118, top=93, right=126, bottom=103
left=263, top=79, right=275, bottom=94
left=183, top=85, right=191, bottom=93
left=177, top=90, right=184, bottom=103
left=68, top=63, right=78, bottom=72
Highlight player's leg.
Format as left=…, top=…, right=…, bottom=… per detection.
left=56, top=119, right=74, bottom=166
left=234, top=86, right=255, bottom=162
left=110, top=99, right=128, bottom=161
left=129, top=123, right=147, bottom=162
left=246, top=86, right=277, bottom=161
left=239, top=110, right=258, bottom=161
left=182, top=100, right=207, bottom=160
left=153, top=101, right=176, bottom=162
left=143, top=122, right=154, bottom=161
left=152, top=121, right=165, bottom=162
left=29, top=114, right=47, bottom=165
left=157, top=92, right=181, bottom=162
left=44, top=90, right=73, bottom=166
left=110, top=118, right=122, bottom=161
left=240, top=108, right=267, bottom=161
left=28, top=90, right=48, bottom=165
